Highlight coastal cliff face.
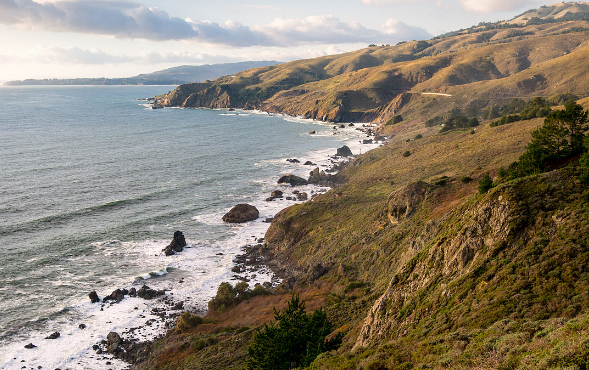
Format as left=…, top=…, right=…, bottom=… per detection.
left=356, top=169, right=589, bottom=349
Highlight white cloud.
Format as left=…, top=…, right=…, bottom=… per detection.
left=381, top=18, right=432, bottom=41
left=460, top=0, right=536, bottom=13
left=0, top=0, right=431, bottom=47
left=0, top=46, right=211, bottom=65
left=362, top=0, right=418, bottom=5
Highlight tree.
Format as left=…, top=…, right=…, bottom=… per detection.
left=507, top=101, right=589, bottom=178
left=246, top=294, right=342, bottom=370
left=478, top=173, right=493, bottom=194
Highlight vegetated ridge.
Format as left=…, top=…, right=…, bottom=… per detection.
left=156, top=2, right=589, bottom=125
left=3, top=61, right=279, bottom=86
left=138, top=3, right=589, bottom=370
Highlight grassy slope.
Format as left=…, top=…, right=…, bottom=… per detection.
left=142, top=4, right=589, bottom=369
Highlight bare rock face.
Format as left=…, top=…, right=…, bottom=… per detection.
left=222, top=204, right=259, bottom=223
left=386, top=181, right=434, bottom=225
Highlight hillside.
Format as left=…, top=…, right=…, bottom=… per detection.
left=3, top=61, right=278, bottom=86
left=156, top=2, right=589, bottom=124
left=137, top=3, right=589, bottom=370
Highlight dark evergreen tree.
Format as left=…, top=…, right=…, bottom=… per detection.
left=246, top=294, right=342, bottom=370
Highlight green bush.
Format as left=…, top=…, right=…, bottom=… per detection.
left=176, top=312, right=203, bottom=333
left=208, top=282, right=270, bottom=312
left=246, top=294, right=342, bottom=370
left=478, top=173, right=493, bottom=194
left=403, top=151, right=411, bottom=157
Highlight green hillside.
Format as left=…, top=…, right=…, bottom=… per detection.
left=139, top=3, right=589, bottom=370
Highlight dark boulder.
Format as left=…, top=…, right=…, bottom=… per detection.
left=277, top=174, right=308, bottom=186
left=45, top=332, right=60, bottom=340
left=103, top=288, right=129, bottom=303
left=24, top=343, right=36, bottom=349
left=271, top=190, right=283, bottom=198
left=222, top=204, right=259, bottom=223
left=106, top=332, right=122, bottom=353
left=137, top=284, right=165, bottom=300
left=163, top=230, right=187, bottom=256
left=286, top=158, right=300, bottom=163
left=89, top=291, right=100, bottom=303
left=309, top=130, right=316, bottom=134
left=336, top=145, right=353, bottom=157
left=128, top=287, right=137, bottom=297
left=297, top=192, right=308, bottom=201
left=79, top=324, right=87, bottom=330
left=304, top=161, right=315, bottom=166
left=362, top=139, right=373, bottom=144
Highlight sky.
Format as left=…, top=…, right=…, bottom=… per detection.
left=0, top=0, right=562, bottom=82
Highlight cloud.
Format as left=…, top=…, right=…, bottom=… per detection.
left=460, top=0, right=536, bottom=13
left=362, top=0, right=418, bottom=4
left=0, top=0, right=431, bottom=46
left=0, top=45, right=212, bottom=65
left=381, top=19, right=432, bottom=40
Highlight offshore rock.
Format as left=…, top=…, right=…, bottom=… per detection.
left=222, top=204, right=259, bottom=223
left=103, top=288, right=129, bottom=303
left=137, top=284, right=165, bottom=300
left=336, top=145, right=353, bottom=157
left=163, top=231, right=187, bottom=256
left=88, top=291, right=100, bottom=303
left=277, top=174, right=308, bottom=186
left=45, top=332, right=60, bottom=340
left=106, top=332, right=122, bottom=353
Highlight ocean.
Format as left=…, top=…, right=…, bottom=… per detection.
left=0, top=85, right=377, bottom=369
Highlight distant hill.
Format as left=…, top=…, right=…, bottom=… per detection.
left=3, top=61, right=280, bottom=86
left=156, top=2, right=589, bottom=125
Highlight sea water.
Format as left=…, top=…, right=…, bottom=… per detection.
left=0, top=85, right=378, bottom=369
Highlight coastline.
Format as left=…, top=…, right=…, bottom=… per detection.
left=0, top=105, right=381, bottom=370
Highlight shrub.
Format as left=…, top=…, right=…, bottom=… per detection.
left=478, top=173, right=493, bottom=194
left=208, top=282, right=270, bottom=312
left=403, top=151, right=411, bottom=157
left=461, top=176, right=473, bottom=183
left=414, top=134, right=423, bottom=140
left=246, top=294, right=342, bottom=370
left=176, top=312, right=203, bottom=333
left=386, top=115, right=404, bottom=126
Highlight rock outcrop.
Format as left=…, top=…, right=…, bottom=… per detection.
left=222, top=204, right=259, bottom=223
left=355, top=169, right=588, bottom=349
left=163, top=231, right=187, bottom=256
left=336, top=145, right=353, bottom=157
left=386, top=181, right=433, bottom=225
left=277, top=174, right=308, bottom=186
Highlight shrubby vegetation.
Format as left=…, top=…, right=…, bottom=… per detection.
left=208, top=281, right=270, bottom=312
left=426, top=107, right=479, bottom=132
left=246, top=294, right=342, bottom=370
left=489, top=97, right=552, bottom=127
left=385, top=115, right=404, bottom=125
left=506, top=101, right=589, bottom=178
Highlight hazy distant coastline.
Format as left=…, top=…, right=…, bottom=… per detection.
left=3, top=61, right=279, bottom=86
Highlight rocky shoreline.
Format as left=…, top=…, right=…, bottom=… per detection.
left=14, top=122, right=380, bottom=370
left=94, top=137, right=378, bottom=368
